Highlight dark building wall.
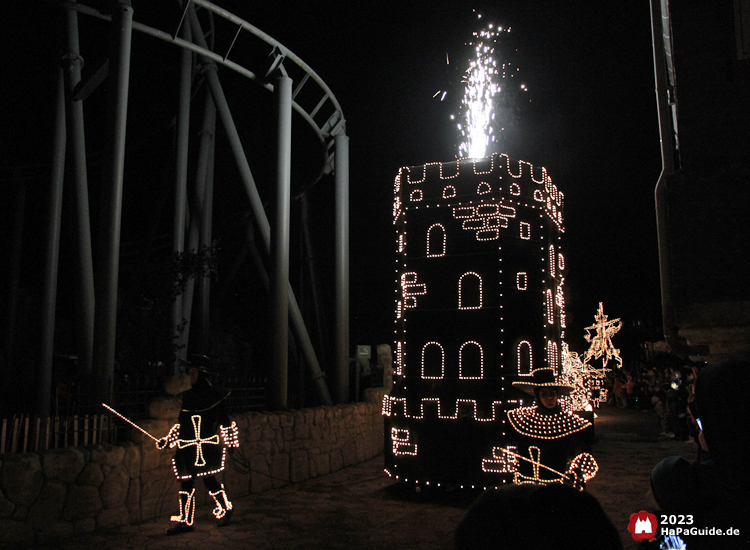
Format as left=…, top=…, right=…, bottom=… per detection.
left=671, top=1, right=750, bottom=166
left=661, top=0, right=750, bottom=359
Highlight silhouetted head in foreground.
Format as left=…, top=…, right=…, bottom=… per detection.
left=695, top=359, right=750, bottom=491
left=455, top=483, right=622, bottom=550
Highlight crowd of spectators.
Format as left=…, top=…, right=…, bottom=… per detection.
left=604, top=357, right=749, bottom=549
left=645, top=359, right=750, bottom=549
left=607, top=358, right=703, bottom=449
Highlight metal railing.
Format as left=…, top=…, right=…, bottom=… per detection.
left=1, top=369, right=267, bottom=454
left=1, top=413, right=112, bottom=455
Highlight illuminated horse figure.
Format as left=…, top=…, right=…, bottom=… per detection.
left=156, top=355, right=239, bottom=535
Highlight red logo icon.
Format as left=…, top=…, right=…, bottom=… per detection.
left=627, top=510, right=658, bottom=541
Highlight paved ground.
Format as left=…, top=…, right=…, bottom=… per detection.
left=37, top=405, right=694, bottom=550
left=587, top=407, right=695, bottom=549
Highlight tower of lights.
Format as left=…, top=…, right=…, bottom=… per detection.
left=384, top=153, right=567, bottom=488
left=383, top=17, right=565, bottom=489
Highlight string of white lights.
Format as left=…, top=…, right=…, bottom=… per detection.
left=208, top=485, right=233, bottom=518
left=175, top=415, right=221, bottom=467
left=171, top=488, right=195, bottom=525
left=507, top=406, right=590, bottom=439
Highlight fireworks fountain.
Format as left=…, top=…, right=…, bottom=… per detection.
left=457, top=25, right=504, bottom=158
left=451, top=16, right=527, bottom=159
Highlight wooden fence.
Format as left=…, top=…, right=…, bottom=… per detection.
left=1, top=372, right=268, bottom=455
left=0, top=413, right=113, bottom=455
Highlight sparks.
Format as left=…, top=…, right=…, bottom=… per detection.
left=456, top=24, right=514, bottom=159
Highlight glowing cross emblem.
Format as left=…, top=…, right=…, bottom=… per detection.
left=177, top=414, right=220, bottom=467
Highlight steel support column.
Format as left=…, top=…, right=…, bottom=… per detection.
left=334, top=134, right=350, bottom=404
left=269, top=74, right=293, bottom=410
left=172, top=14, right=192, bottom=368
left=187, top=6, right=269, bottom=246
left=181, top=91, right=215, bottom=356
left=300, top=193, right=328, bottom=364
left=196, top=108, right=216, bottom=354
left=182, top=90, right=216, bottom=356
left=63, top=5, right=95, bottom=380
left=38, top=68, right=67, bottom=417
left=650, top=0, right=678, bottom=352
left=92, top=0, right=133, bottom=403
left=180, top=89, right=216, bottom=349
left=188, top=6, right=331, bottom=405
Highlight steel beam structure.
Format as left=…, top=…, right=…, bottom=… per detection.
left=44, top=0, right=345, bottom=409
left=92, top=0, right=133, bottom=404
left=334, top=134, right=350, bottom=404
left=63, top=6, right=96, bottom=381
left=269, top=74, right=293, bottom=410
left=38, top=68, right=67, bottom=417
left=181, top=91, right=216, bottom=356
left=52, top=0, right=346, bottom=156
left=188, top=7, right=333, bottom=406
left=650, top=0, right=678, bottom=353
left=195, top=101, right=217, bottom=356
left=300, top=194, right=328, bottom=366
left=172, top=12, right=192, bottom=368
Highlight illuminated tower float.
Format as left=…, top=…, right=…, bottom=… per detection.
left=384, top=153, right=567, bottom=489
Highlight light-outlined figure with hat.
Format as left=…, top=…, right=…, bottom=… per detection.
left=506, top=368, right=598, bottom=488
left=156, top=354, right=239, bottom=535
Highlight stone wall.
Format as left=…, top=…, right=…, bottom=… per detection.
left=0, top=388, right=387, bottom=549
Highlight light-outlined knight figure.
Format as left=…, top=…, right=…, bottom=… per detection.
left=156, top=354, right=239, bottom=535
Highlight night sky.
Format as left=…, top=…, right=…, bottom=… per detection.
left=1, top=1, right=663, bottom=366
left=242, top=0, right=664, bottom=356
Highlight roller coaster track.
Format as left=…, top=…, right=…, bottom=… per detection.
left=49, top=0, right=346, bottom=175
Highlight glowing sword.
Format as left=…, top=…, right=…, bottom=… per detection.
left=497, top=447, right=571, bottom=480
left=101, top=403, right=159, bottom=441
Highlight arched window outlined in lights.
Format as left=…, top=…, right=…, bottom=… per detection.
left=516, top=272, right=528, bottom=291
left=459, top=341, right=484, bottom=379
left=458, top=272, right=483, bottom=310
left=477, top=181, right=492, bottom=195
left=443, top=185, right=457, bottom=199
left=549, top=244, right=556, bottom=278
left=517, top=340, right=533, bottom=376
left=547, top=340, right=559, bottom=373
left=546, top=289, right=554, bottom=324
left=421, top=342, right=445, bottom=379
left=426, top=223, right=446, bottom=257
left=520, top=222, right=531, bottom=240
left=558, top=252, right=565, bottom=271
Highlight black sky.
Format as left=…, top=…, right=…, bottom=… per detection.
left=1, top=1, right=664, bottom=361
left=240, top=0, right=664, bottom=352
